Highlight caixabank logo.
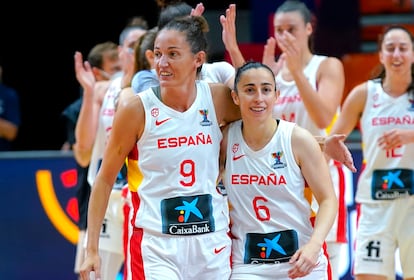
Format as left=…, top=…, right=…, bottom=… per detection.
left=36, top=169, right=79, bottom=244
left=161, top=194, right=214, bottom=235
left=244, top=230, right=298, bottom=264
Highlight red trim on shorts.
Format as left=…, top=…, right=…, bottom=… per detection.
left=323, top=241, right=333, bottom=280
left=130, top=227, right=145, bottom=279
left=351, top=161, right=365, bottom=278
left=311, top=216, right=332, bottom=279
left=334, top=160, right=348, bottom=243
left=121, top=184, right=129, bottom=278
left=123, top=191, right=131, bottom=280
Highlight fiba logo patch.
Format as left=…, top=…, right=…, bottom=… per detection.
left=363, top=240, right=382, bottom=262
left=271, top=151, right=287, bottom=169
left=408, top=98, right=414, bottom=111
left=199, top=109, right=212, bottom=126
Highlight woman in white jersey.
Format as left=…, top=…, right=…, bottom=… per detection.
left=79, top=15, right=241, bottom=280
left=221, top=61, right=337, bottom=279
left=329, top=25, right=414, bottom=280
left=74, top=21, right=148, bottom=280
left=220, top=2, right=352, bottom=279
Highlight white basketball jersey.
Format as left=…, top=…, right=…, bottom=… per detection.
left=223, top=119, right=314, bottom=265
left=273, top=55, right=327, bottom=136
left=357, top=79, right=414, bottom=203
left=199, top=61, right=235, bottom=86
left=273, top=55, right=348, bottom=244
left=133, top=80, right=229, bottom=235
left=88, top=76, right=122, bottom=187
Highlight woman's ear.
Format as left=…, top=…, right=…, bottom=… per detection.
left=195, top=51, right=206, bottom=68
left=378, top=51, right=384, bottom=65
left=145, top=50, right=155, bottom=68
left=306, top=21, right=313, bottom=37
left=231, top=90, right=240, bottom=105
left=274, top=89, right=280, bottom=105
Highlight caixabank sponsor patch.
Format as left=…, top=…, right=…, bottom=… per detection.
left=244, top=229, right=298, bottom=264
left=161, top=194, right=215, bottom=235
left=371, top=169, right=413, bottom=200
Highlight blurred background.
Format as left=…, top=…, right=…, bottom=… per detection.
left=4, top=0, right=409, bottom=151
left=0, top=1, right=412, bottom=279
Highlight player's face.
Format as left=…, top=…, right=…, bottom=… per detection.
left=154, top=29, right=202, bottom=87
left=119, top=29, right=146, bottom=71
left=100, top=52, right=121, bottom=80
left=273, top=11, right=311, bottom=51
left=232, top=68, right=277, bottom=121
left=380, top=29, right=414, bottom=74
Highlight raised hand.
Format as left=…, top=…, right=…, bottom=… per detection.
left=191, top=2, right=205, bottom=16
left=276, top=30, right=303, bottom=75
left=74, top=51, right=96, bottom=95
left=262, top=37, right=284, bottom=76
left=220, top=4, right=246, bottom=68
left=220, top=4, right=237, bottom=53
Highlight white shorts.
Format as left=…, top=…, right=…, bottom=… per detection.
left=129, top=228, right=232, bottom=280
left=84, top=189, right=124, bottom=255
left=325, top=160, right=349, bottom=243
left=354, top=197, right=414, bottom=278
left=310, top=160, right=349, bottom=244
left=230, top=250, right=329, bottom=280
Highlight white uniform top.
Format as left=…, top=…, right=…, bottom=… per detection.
left=223, top=119, right=315, bottom=265
left=273, top=55, right=327, bottom=136
left=134, top=80, right=229, bottom=235
left=273, top=55, right=349, bottom=245
left=199, top=61, right=235, bottom=88
left=86, top=76, right=125, bottom=255
left=357, top=79, right=414, bottom=203
left=87, top=76, right=121, bottom=187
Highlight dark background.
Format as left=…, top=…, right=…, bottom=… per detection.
left=0, top=1, right=249, bottom=151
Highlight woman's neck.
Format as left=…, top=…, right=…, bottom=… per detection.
left=382, top=74, right=412, bottom=97
left=241, top=118, right=278, bottom=151
left=161, top=82, right=197, bottom=112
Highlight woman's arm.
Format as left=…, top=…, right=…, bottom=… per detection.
left=81, top=94, right=143, bottom=278
left=289, top=125, right=338, bottom=278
